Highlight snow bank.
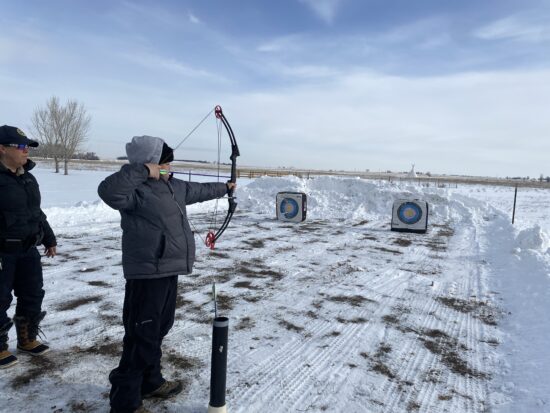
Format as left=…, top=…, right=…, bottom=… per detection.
left=44, top=200, right=119, bottom=228
left=515, top=225, right=550, bottom=252
left=32, top=171, right=501, bottom=236
left=239, top=176, right=420, bottom=219
left=238, top=175, right=490, bottom=224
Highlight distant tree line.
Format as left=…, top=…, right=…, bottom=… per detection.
left=71, top=151, right=100, bottom=160
left=506, top=175, right=550, bottom=182
left=33, top=144, right=99, bottom=161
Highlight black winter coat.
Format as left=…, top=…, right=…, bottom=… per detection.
left=98, top=163, right=228, bottom=279
left=0, top=160, right=56, bottom=250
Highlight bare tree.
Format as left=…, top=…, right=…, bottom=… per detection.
left=58, top=100, right=91, bottom=174
left=30, top=96, right=91, bottom=174
left=31, top=97, right=63, bottom=172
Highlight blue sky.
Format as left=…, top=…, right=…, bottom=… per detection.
left=1, top=0, right=549, bottom=177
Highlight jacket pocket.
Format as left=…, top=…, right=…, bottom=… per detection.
left=122, top=230, right=162, bottom=265
left=157, top=235, right=166, bottom=259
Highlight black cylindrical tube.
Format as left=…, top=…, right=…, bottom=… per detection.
left=209, top=316, right=229, bottom=408
left=512, top=185, right=518, bottom=224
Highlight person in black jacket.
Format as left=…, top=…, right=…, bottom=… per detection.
left=0, top=125, right=57, bottom=369
left=98, top=135, right=235, bottom=413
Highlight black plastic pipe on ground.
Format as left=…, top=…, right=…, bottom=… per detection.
left=208, top=316, right=229, bottom=413
left=512, top=185, right=518, bottom=224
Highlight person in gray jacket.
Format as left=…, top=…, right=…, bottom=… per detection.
left=98, top=135, right=235, bottom=413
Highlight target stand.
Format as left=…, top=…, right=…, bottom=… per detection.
left=391, top=199, right=428, bottom=233
left=276, top=192, right=307, bottom=222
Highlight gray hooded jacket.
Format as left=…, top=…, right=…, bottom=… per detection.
left=98, top=136, right=228, bottom=279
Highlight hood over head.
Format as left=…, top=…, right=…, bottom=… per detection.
left=125, top=135, right=165, bottom=164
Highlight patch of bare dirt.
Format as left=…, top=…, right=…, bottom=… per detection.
left=326, top=294, right=374, bottom=307
left=56, top=295, right=103, bottom=311
left=393, top=238, right=412, bottom=247
left=437, top=297, right=498, bottom=326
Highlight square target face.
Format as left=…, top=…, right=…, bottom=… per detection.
left=276, top=192, right=307, bottom=222
left=391, top=199, right=428, bottom=233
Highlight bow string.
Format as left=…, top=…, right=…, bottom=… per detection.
left=170, top=105, right=240, bottom=249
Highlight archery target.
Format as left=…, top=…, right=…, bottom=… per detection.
left=280, top=198, right=299, bottom=219
left=397, top=202, right=423, bottom=225
left=276, top=192, right=307, bottom=222
left=391, top=199, right=428, bottom=233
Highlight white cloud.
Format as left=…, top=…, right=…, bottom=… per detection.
left=253, top=18, right=452, bottom=76
left=375, top=17, right=449, bottom=46
left=299, top=0, right=343, bottom=24
left=118, top=51, right=223, bottom=81
left=3, top=66, right=548, bottom=177
left=257, top=34, right=308, bottom=53
left=0, top=27, right=57, bottom=64
left=220, top=68, right=550, bottom=176
left=110, top=1, right=189, bottom=29
left=257, top=40, right=285, bottom=53
left=474, top=14, right=550, bottom=42
left=279, top=64, right=340, bottom=78
left=188, top=12, right=200, bottom=24
left=2, top=1, right=549, bottom=178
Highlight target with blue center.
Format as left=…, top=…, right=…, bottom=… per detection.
left=276, top=192, right=307, bottom=222
left=397, top=202, right=423, bottom=225
left=391, top=199, right=428, bottom=233
left=280, top=198, right=299, bottom=219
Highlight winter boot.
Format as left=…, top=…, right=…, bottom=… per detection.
left=0, top=320, right=18, bottom=369
left=142, top=380, right=184, bottom=399
left=14, top=311, right=50, bottom=355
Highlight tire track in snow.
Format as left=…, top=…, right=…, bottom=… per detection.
left=228, top=234, right=434, bottom=412
left=370, top=272, right=446, bottom=410
left=223, top=217, right=426, bottom=411
left=381, top=219, right=494, bottom=412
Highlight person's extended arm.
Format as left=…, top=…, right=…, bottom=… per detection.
left=174, top=180, right=234, bottom=205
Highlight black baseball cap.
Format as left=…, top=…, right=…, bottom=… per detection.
left=0, top=125, right=39, bottom=147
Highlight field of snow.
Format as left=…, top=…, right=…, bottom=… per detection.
left=1, top=166, right=550, bottom=413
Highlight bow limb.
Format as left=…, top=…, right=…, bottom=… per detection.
left=206, top=105, right=240, bottom=248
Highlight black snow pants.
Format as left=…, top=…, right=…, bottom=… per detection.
left=109, top=275, right=178, bottom=412
left=0, top=247, right=44, bottom=327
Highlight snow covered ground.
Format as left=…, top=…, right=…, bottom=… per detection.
left=1, top=166, right=549, bottom=413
